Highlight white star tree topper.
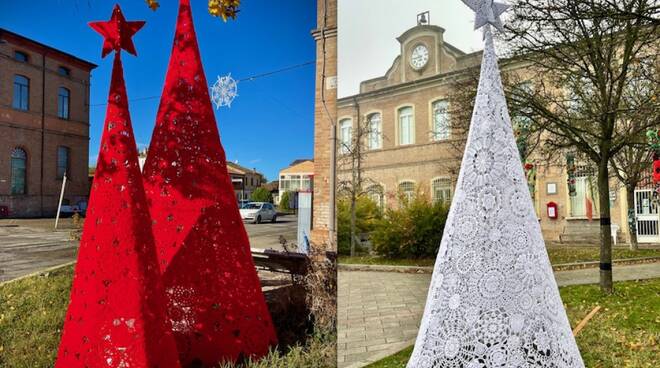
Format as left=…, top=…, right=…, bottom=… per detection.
left=461, top=0, right=509, bottom=33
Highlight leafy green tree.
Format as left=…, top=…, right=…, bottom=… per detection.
left=337, top=196, right=382, bottom=255
left=251, top=187, right=273, bottom=203
left=279, top=191, right=292, bottom=212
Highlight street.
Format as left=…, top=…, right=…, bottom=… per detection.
left=0, top=215, right=298, bottom=283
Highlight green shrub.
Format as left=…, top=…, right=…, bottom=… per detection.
left=279, top=191, right=292, bottom=212
left=371, top=192, right=449, bottom=259
left=251, top=187, right=273, bottom=203
left=337, top=196, right=382, bottom=255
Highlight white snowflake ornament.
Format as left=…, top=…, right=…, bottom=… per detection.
left=210, top=73, right=238, bottom=109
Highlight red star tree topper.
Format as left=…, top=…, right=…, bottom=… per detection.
left=55, top=5, right=180, bottom=368
left=142, top=0, right=277, bottom=365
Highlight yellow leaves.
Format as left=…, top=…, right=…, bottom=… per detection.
left=144, top=0, right=240, bottom=21
left=208, top=0, right=240, bottom=21
left=145, top=0, right=159, bottom=11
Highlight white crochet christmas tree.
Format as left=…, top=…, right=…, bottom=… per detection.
left=406, top=2, right=585, bottom=367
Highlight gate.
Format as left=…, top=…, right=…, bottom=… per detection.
left=634, top=189, right=660, bottom=243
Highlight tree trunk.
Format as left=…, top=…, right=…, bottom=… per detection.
left=597, top=160, right=614, bottom=294
left=349, top=192, right=357, bottom=257
left=626, top=185, right=639, bottom=251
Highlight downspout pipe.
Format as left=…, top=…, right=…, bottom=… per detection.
left=40, top=51, right=46, bottom=217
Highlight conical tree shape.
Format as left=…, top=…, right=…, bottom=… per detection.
left=55, top=54, right=180, bottom=368
left=407, top=28, right=584, bottom=368
left=142, top=0, right=277, bottom=365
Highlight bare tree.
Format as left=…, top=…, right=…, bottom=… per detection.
left=610, top=57, right=659, bottom=250
left=610, top=141, right=651, bottom=250
left=504, top=0, right=660, bottom=293
left=446, top=65, right=545, bottom=185
left=598, top=0, right=660, bottom=25
left=337, top=108, right=379, bottom=256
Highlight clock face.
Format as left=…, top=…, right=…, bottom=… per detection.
left=410, top=44, right=429, bottom=70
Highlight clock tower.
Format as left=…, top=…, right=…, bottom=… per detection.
left=358, top=16, right=468, bottom=94
left=396, top=19, right=463, bottom=83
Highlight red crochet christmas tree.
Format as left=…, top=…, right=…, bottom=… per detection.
left=142, top=0, right=277, bottom=365
left=55, top=5, right=180, bottom=368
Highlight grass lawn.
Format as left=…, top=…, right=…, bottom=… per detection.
left=365, top=278, right=660, bottom=368
left=0, top=265, right=336, bottom=368
left=0, top=265, right=72, bottom=367
left=339, top=246, right=660, bottom=267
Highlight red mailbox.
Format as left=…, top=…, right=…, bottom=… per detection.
left=547, top=201, right=558, bottom=219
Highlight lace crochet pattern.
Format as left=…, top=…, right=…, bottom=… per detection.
left=406, top=26, right=585, bottom=368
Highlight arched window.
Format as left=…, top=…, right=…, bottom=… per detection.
left=13, top=75, right=29, bottom=111
left=57, top=66, right=71, bottom=77
left=11, top=148, right=27, bottom=195
left=432, top=178, right=452, bottom=204
left=57, top=146, right=70, bottom=179
left=339, top=119, right=352, bottom=154
left=367, top=113, right=382, bottom=150
left=14, top=51, right=28, bottom=62
left=398, top=106, right=414, bottom=145
left=58, top=87, right=70, bottom=119
left=366, top=184, right=384, bottom=208
left=432, top=100, right=450, bottom=141
left=398, top=181, right=415, bottom=202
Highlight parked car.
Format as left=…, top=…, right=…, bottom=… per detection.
left=60, top=200, right=88, bottom=217
left=239, top=202, right=277, bottom=224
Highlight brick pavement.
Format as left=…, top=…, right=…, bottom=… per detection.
left=337, top=271, right=431, bottom=368
left=337, top=263, right=660, bottom=368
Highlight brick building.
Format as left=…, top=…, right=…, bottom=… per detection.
left=337, top=22, right=648, bottom=244
left=0, top=28, right=96, bottom=217
left=311, top=0, right=337, bottom=251
left=279, top=159, right=314, bottom=203
left=227, top=161, right=266, bottom=202
left=137, top=149, right=265, bottom=204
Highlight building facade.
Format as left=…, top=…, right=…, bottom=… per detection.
left=0, top=28, right=96, bottom=217
left=279, top=159, right=314, bottom=202
left=227, top=161, right=266, bottom=202
left=311, top=0, right=338, bottom=251
left=337, top=22, right=647, bottom=244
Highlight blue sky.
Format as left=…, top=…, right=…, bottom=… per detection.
left=1, top=1, right=316, bottom=181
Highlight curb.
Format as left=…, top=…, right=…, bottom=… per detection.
left=338, top=257, right=660, bottom=274
left=552, top=257, right=660, bottom=271
left=0, top=261, right=75, bottom=287
left=338, top=263, right=433, bottom=274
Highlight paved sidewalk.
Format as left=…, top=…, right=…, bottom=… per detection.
left=337, top=262, right=660, bottom=368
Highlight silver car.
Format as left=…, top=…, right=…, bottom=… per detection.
left=239, top=202, right=277, bottom=224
